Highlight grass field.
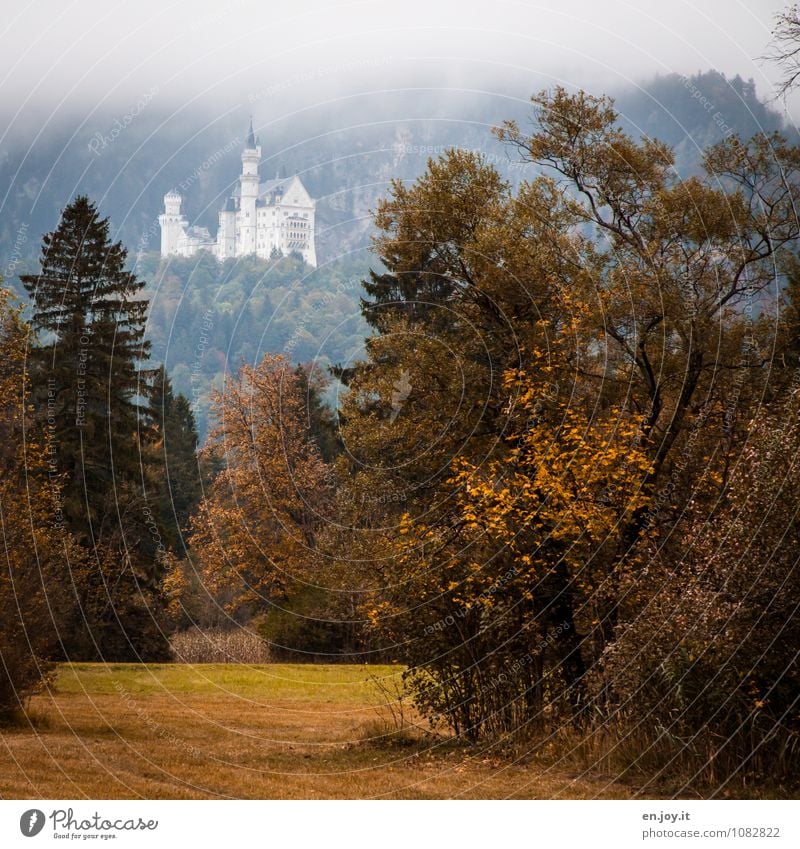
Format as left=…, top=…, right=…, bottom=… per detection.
left=0, top=663, right=646, bottom=799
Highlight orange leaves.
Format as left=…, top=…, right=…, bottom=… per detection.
left=451, top=356, right=652, bottom=595
left=190, top=354, right=333, bottom=612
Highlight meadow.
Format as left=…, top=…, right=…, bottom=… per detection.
left=0, top=663, right=647, bottom=800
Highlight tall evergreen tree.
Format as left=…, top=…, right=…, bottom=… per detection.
left=21, top=196, right=170, bottom=661
left=150, top=364, right=201, bottom=551
left=294, top=364, right=341, bottom=462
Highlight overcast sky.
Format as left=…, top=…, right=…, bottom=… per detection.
left=0, top=0, right=795, bottom=131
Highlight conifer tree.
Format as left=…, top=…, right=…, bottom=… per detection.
left=150, top=365, right=201, bottom=551
left=294, top=364, right=341, bottom=462
left=21, top=196, right=170, bottom=660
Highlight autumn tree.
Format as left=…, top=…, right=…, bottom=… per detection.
left=331, top=149, right=608, bottom=726
left=0, top=286, right=84, bottom=717
left=190, top=354, right=334, bottom=626
left=336, top=90, right=800, bottom=738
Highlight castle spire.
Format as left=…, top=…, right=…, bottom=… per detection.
left=246, top=117, right=256, bottom=149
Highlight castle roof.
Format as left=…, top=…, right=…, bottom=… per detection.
left=258, top=177, right=288, bottom=196
left=246, top=118, right=256, bottom=148
left=227, top=173, right=314, bottom=212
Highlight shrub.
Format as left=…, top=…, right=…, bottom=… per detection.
left=599, top=400, right=800, bottom=786
left=169, top=626, right=270, bottom=663
left=0, top=595, right=56, bottom=722
left=257, top=586, right=367, bottom=663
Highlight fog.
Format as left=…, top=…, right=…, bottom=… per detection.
left=0, top=0, right=794, bottom=135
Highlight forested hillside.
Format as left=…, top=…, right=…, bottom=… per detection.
left=138, top=250, right=371, bottom=436
left=0, top=72, right=788, bottom=272
left=616, top=70, right=789, bottom=169
left=0, top=70, right=790, bottom=441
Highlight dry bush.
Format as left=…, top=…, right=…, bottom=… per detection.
left=356, top=718, right=421, bottom=748
left=169, top=626, right=270, bottom=664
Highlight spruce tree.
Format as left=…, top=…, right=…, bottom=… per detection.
left=22, top=196, right=170, bottom=661
left=150, top=365, right=201, bottom=551
left=294, top=364, right=341, bottom=462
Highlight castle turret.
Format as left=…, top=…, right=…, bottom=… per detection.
left=217, top=198, right=236, bottom=260
left=237, top=119, right=261, bottom=255
left=159, top=191, right=188, bottom=256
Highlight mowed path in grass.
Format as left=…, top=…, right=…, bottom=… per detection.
left=0, top=663, right=636, bottom=799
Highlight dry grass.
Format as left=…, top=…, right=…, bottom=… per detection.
left=170, top=627, right=271, bottom=664
left=0, top=663, right=649, bottom=799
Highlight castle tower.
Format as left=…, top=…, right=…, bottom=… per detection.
left=238, top=119, right=261, bottom=255
left=159, top=191, right=187, bottom=256
left=217, top=198, right=236, bottom=260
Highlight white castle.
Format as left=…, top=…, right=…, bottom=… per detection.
left=159, top=121, right=316, bottom=266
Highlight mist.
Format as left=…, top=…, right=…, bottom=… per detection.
left=0, top=0, right=795, bottom=276
left=0, top=0, right=794, bottom=139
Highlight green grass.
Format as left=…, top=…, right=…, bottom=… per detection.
left=55, top=662, right=402, bottom=702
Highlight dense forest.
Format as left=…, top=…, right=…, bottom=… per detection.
left=2, top=66, right=800, bottom=797
left=136, top=250, right=370, bottom=436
